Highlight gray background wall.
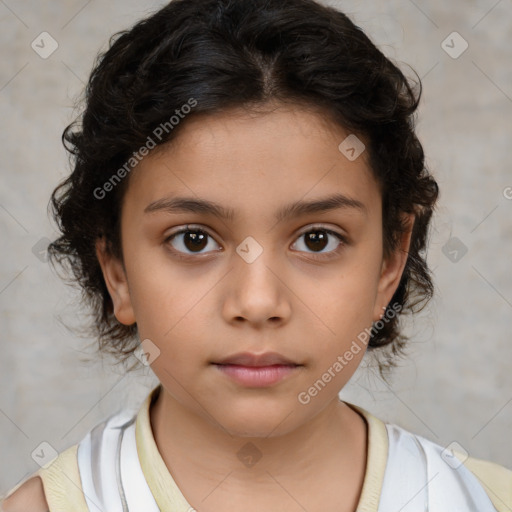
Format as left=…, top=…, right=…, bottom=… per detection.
left=1, top=0, right=511, bottom=495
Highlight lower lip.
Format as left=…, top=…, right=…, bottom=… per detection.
left=213, top=364, right=299, bottom=387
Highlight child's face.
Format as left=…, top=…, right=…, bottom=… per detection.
left=97, top=104, right=412, bottom=437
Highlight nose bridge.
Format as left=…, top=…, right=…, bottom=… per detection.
left=224, top=233, right=290, bottom=324
left=234, top=233, right=279, bottom=292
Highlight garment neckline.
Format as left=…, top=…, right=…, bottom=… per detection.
left=135, top=385, right=389, bottom=511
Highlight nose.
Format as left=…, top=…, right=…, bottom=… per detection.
left=222, top=247, right=292, bottom=328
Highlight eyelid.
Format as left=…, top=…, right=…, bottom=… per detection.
left=166, top=223, right=347, bottom=241
left=166, top=223, right=216, bottom=238
left=295, top=223, right=347, bottom=239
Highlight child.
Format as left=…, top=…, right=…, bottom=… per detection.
left=2, top=0, right=511, bottom=510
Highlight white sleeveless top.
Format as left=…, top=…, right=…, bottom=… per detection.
left=77, top=409, right=160, bottom=512
left=74, top=396, right=500, bottom=512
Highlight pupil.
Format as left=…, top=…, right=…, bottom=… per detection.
left=305, top=231, right=328, bottom=252
left=185, top=230, right=207, bottom=251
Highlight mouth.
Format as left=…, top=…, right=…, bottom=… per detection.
left=212, top=363, right=301, bottom=387
left=212, top=351, right=301, bottom=367
left=211, top=352, right=303, bottom=387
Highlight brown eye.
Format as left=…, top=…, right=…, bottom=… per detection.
left=304, top=230, right=329, bottom=252
left=182, top=230, right=208, bottom=251
left=291, top=227, right=346, bottom=257
left=165, top=227, right=220, bottom=255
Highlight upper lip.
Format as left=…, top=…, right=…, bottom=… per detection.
left=214, top=351, right=299, bottom=367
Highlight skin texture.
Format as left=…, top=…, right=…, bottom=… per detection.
left=96, top=104, right=414, bottom=511
left=1, top=476, right=48, bottom=512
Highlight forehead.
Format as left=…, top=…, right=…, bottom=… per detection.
left=123, top=105, right=381, bottom=220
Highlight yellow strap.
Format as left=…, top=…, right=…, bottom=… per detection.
left=36, top=444, right=89, bottom=512
left=462, top=454, right=512, bottom=512
left=348, top=403, right=389, bottom=512
left=135, top=386, right=195, bottom=511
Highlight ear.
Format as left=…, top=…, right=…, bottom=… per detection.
left=373, top=213, right=415, bottom=322
left=95, top=238, right=136, bottom=325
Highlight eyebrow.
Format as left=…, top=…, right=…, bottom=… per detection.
left=144, top=193, right=367, bottom=222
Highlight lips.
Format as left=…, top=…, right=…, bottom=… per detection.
left=212, top=352, right=302, bottom=387
left=213, top=351, right=300, bottom=367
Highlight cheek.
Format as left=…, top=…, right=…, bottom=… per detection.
left=125, top=263, right=217, bottom=378
left=124, top=244, right=209, bottom=336
left=134, top=291, right=211, bottom=361
left=320, top=262, right=380, bottom=332
left=305, top=257, right=380, bottom=371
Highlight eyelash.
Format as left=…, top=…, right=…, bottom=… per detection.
left=163, top=224, right=348, bottom=261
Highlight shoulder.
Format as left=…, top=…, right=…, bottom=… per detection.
left=1, top=399, right=148, bottom=512
left=385, top=422, right=512, bottom=511
left=2, top=443, right=84, bottom=512
left=1, top=476, right=49, bottom=512
left=463, top=453, right=512, bottom=511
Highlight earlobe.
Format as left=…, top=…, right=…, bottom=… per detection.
left=374, top=213, right=415, bottom=321
left=95, top=238, right=136, bottom=325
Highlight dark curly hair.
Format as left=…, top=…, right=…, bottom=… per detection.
left=47, top=0, right=439, bottom=377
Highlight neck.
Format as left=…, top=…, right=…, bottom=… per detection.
left=149, top=385, right=368, bottom=499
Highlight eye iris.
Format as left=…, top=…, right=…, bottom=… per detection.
left=184, top=230, right=208, bottom=252
left=305, top=230, right=328, bottom=252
